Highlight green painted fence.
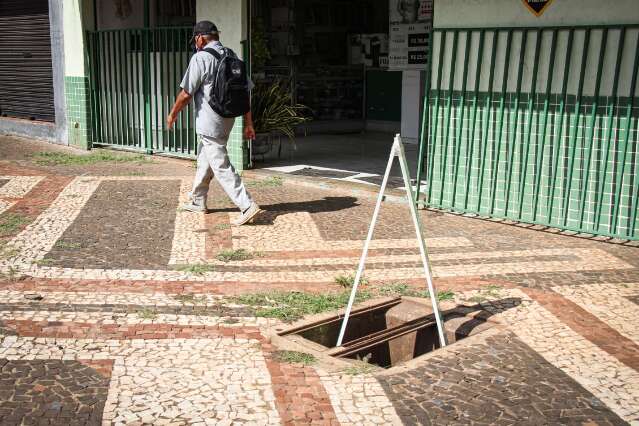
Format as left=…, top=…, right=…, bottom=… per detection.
left=416, top=25, right=639, bottom=240
left=87, top=27, right=198, bottom=157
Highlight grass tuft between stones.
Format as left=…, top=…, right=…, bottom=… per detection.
left=377, top=282, right=455, bottom=301
left=233, top=284, right=456, bottom=322
left=173, top=293, right=207, bottom=305
left=54, top=240, right=82, bottom=250
left=0, top=243, right=19, bottom=260
left=231, top=290, right=373, bottom=322
left=246, top=176, right=283, bottom=188
left=273, top=350, right=317, bottom=365
left=175, top=264, right=216, bottom=275
left=216, top=249, right=256, bottom=262
left=33, top=258, right=55, bottom=267
left=0, top=213, right=32, bottom=237
left=32, top=151, right=151, bottom=166
left=137, top=308, right=158, bottom=320
left=335, top=274, right=369, bottom=288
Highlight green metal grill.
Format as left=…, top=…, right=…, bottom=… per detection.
left=416, top=24, right=639, bottom=240
left=87, top=27, right=198, bottom=157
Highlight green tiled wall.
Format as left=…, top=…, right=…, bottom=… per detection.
left=64, top=76, right=92, bottom=149
left=423, top=90, right=639, bottom=240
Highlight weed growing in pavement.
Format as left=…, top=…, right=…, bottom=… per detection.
left=464, top=285, right=503, bottom=304
left=0, top=243, right=19, bottom=260
left=466, top=284, right=502, bottom=303
left=335, top=275, right=369, bottom=288
left=246, top=176, right=283, bottom=188
left=213, top=223, right=231, bottom=231
left=137, top=308, right=158, bottom=320
left=232, top=290, right=373, bottom=322
left=377, top=282, right=420, bottom=297
left=467, top=295, right=488, bottom=304
left=343, top=354, right=374, bottom=375
left=33, top=258, right=55, bottom=267
left=273, top=350, right=317, bottom=365
left=125, top=171, right=146, bottom=176
left=175, top=264, right=216, bottom=275
left=343, top=364, right=375, bottom=375
left=216, top=249, right=254, bottom=262
left=365, top=282, right=455, bottom=301
left=1, top=266, right=22, bottom=282
left=32, top=151, right=151, bottom=166
left=0, top=214, right=32, bottom=237
left=173, top=293, right=206, bottom=305
left=54, top=240, right=82, bottom=250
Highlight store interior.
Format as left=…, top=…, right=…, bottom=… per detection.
left=250, top=0, right=421, bottom=186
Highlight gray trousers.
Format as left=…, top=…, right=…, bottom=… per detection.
left=190, top=135, right=253, bottom=211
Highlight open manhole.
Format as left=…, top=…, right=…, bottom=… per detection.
left=277, top=296, right=504, bottom=369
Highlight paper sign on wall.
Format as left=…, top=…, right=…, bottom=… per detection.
left=522, top=0, right=555, bottom=16
left=388, top=0, right=433, bottom=70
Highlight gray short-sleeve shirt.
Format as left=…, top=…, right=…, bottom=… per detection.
left=180, top=41, right=249, bottom=144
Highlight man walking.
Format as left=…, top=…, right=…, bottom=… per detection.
left=167, top=20, right=260, bottom=226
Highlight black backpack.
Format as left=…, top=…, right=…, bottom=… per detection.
left=203, top=47, right=251, bottom=118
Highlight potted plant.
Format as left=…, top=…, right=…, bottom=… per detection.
left=250, top=80, right=311, bottom=160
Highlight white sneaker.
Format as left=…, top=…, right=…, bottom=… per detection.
left=182, top=201, right=207, bottom=213
left=232, top=202, right=261, bottom=226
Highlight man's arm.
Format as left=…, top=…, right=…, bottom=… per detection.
left=243, top=110, right=255, bottom=140
left=167, top=89, right=192, bottom=130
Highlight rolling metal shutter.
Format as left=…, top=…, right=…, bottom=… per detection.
left=0, top=0, right=54, bottom=122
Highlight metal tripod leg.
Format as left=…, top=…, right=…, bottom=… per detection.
left=336, top=134, right=447, bottom=348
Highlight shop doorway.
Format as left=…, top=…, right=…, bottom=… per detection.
left=249, top=0, right=427, bottom=188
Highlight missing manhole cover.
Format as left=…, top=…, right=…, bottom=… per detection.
left=277, top=297, right=508, bottom=369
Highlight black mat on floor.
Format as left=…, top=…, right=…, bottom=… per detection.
left=290, top=167, right=356, bottom=179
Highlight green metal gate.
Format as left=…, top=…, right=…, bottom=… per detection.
left=417, top=24, right=639, bottom=240
left=87, top=27, right=199, bottom=157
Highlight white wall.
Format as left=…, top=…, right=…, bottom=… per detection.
left=63, top=0, right=87, bottom=76
left=197, top=0, right=247, bottom=57
left=435, top=0, right=639, bottom=28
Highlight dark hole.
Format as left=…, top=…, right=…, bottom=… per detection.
left=287, top=299, right=500, bottom=369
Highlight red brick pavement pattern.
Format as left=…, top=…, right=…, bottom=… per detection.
left=0, top=278, right=341, bottom=295
left=205, top=212, right=233, bottom=259
left=0, top=176, right=73, bottom=240
left=2, top=319, right=340, bottom=425
left=0, top=163, right=47, bottom=177
left=3, top=320, right=265, bottom=341
left=523, top=287, right=639, bottom=371
left=262, top=343, right=339, bottom=426
left=0, top=276, right=504, bottom=297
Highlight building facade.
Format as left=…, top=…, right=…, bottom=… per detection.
left=0, top=0, right=637, bottom=239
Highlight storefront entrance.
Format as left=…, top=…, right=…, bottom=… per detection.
left=248, top=0, right=426, bottom=183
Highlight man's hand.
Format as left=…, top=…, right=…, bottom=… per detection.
left=166, top=113, right=177, bottom=130
left=167, top=90, right=192, bottom=131
left=244, top=124, right=256, bottom=140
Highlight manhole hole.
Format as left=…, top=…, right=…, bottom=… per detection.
left=277, top=296, right=504, bottom=369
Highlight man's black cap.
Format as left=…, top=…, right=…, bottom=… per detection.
left=193, top=20, right=219, bottom=36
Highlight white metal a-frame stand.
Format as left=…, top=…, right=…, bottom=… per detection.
left=336, top=134, right=447, bottom=348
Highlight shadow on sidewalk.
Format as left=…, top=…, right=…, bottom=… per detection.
left=208, top=196, right=360, bottom=224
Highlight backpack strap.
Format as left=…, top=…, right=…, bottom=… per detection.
left=202, top=47, right=226, bottom=88
left=203, top=47, right=223, bottom=60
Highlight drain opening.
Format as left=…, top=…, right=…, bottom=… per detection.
left=280, top=297, right=508, bottom=369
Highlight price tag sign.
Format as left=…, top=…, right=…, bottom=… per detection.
left=389, top=0, right=433, bottom=70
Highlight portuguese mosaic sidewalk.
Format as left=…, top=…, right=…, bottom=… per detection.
left=0, top=136, right=638, bottom=425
